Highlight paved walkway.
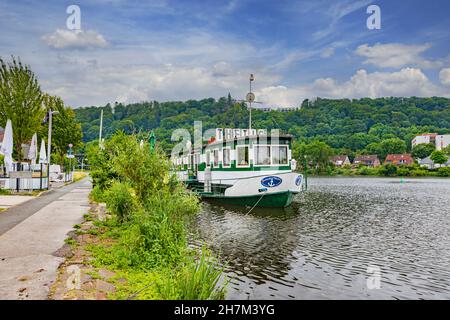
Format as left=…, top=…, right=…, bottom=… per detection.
left=0, top=178, right=92, bottom=299
left=0, top=195, right=34, bottom=210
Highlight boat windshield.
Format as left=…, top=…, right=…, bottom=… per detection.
left=237, top=145, right=249, bottom=167
left=255, top=146, right=271, bottom=165
left=272, top=146, right=288, bottom=165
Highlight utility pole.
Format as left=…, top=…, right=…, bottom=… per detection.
left=99, top=109, right=104, bottom=147
left=47, top=110, right=59, bottom=166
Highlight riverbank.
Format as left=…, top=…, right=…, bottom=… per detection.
left=301, top=164, right=450, bottom=178
left=69, top=132, right=226, bottom=300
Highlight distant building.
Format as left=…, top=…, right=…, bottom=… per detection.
left=418, top=156, right=435, bottom=169
left=419, top=155, right=450, bottom=169
left=353, top=155, right=381, bottom=167
left=435, top=134, right=450, bottom=151
left=330, top=155, right=350, bottom=167
left=412, top=133, right=450, bottom=150
left=250, top=103, right=300, bottom=112
left=385, top=154, right=414, bottom=165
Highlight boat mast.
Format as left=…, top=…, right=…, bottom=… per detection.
left=248, top=74, right=255, bottom=130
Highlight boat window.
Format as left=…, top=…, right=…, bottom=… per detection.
left=223, top=148, right=231, bottom=167
left=272, top=146, right=288, bottom=165
left=213, top=149, right=219, bottom=167
left=255, top=146, right=271, bottom=165
left=206, top=151, right=211, bottom=167
left=237, top=146, right=249, bottom=167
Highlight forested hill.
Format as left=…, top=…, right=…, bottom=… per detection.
left=75, top=96, right=450, bottom=156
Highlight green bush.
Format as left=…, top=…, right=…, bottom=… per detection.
left=90, top=185, right=106, bottom=202
left=86, top=132, right=225, bottom=300
left=436, top=167, right=450, bottom=177
left=410, top=169, right=429, bottom=177
left=356, top=166, right=377, bottom=175
left=397, top=167, right=411, bottom=176
left=378, top=164, right=398, bottom=176
left=105, top=181, right=138, bottom=223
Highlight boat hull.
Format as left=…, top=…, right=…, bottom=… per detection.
left=201, top=191, right=295, bottom=208
left=186, top=172, right=303, bottom=208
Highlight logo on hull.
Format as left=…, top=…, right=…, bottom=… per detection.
left=295, top=175, right=302, bottom=186
left=261, top=176, right=282, bottom=188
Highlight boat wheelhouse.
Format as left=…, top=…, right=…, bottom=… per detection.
left=172, top=128, right=303, bottom=207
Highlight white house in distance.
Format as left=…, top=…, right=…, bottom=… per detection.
left=412, top=133, right=450, bottom=151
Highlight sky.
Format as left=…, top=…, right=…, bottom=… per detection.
left=1, top=0, right=450, bottom=108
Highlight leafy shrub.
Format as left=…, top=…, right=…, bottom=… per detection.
left=436, top=167, right=450, bottom=177
left=378, top=164, right=398, bottom=176
left=410, top=169, right=429, bottom=177
left=397, top=167, right=411, bottom=176
left=90, top=185, right=106, bottom=202
left=357, top=166, right=377, bottom=175
left=105, top=181, right=138, bottom=223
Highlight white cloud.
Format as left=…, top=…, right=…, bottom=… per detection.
left=439, top=68, right=450, bottom=86
left=355, top=43, right=442, bottom=69
left=320, top=47, right=335, bottom=58
left=42, top=29, right=109, bottom=49
left=313, top=0, right=372, bottom=39
left=254, top=68, right=450, bottom=107
left=42, top=61, right=450, bottom=108
left=312, top=68, right=444, bottom=98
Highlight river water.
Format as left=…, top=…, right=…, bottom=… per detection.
left=190, top=177, right=450, bottom=300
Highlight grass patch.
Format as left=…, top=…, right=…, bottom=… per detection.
left=73, top=171, right=88, bottom=182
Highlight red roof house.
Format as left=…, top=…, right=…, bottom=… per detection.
left=385, top=154, right=414, bottom=165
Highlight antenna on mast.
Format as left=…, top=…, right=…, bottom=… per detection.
left=246, top=74, right=255, bottom=130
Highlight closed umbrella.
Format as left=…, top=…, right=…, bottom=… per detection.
left=0, top=119, right=14, bottom=173
left=28, top=133, right=38, bottom=166
left=39, top=139, right=47, bottom=164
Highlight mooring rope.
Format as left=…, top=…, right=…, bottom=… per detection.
left=245, top=190, right=267, bottom=215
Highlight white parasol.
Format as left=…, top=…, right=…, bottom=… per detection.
left=28, top=133, right=38, bottom=165
left=0, top=119, right=14, bottom=173
left=39, top=139, right=47, bottom=164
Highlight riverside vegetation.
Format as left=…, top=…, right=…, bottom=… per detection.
left=76, top=96, right=450, bottom=177
left=83, top=132, right=226, bottom=299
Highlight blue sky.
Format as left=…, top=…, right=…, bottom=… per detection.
left=1, top=0, right=450, bottom=107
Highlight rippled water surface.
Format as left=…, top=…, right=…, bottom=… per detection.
left=190, top=177, right=450, bottom=299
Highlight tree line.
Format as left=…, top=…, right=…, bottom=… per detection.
left=0, top=57, right=82, bottom=164
left=75, top=96, right=450, bottom=164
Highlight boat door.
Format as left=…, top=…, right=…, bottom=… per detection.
left=193, top=153, right=200, bottom=175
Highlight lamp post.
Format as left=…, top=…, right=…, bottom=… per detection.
left=47, top=110, right=59, bottom=166
left=303, top=155, right=308, bottom=191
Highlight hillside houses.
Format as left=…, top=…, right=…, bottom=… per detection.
left=412, top=133, right=450, bottom=151
left=353, top=155, right=381, bottom=167
left=330, top=155, right=351, bottom=167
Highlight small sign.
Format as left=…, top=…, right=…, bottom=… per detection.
left=246, top=92, right=255, bottom=103
left=295, top=175, right=302, bottom=186
left=261, top=176, right=282, bottom=188
left=10, top=171, right=33, bottom=179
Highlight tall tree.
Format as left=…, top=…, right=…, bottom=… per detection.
left=378, top=138, right=407, bottom=161
left=411, top=143, right=435, bottom=159
left=430, top=150, right=448, bottom=165
left=40, top=94, right=83, bottom=164
left=0, top=57, right=44, bottom=160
